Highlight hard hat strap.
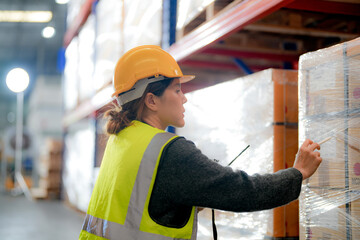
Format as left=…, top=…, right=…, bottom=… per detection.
left=115, top=76, right=167, bottom=106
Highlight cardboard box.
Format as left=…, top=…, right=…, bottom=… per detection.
left=350, top=198, right=360, bottom=239
left=39, top=173, right=61, bottom=190
left=303, top=119, right=346, bottom=188
left=346, top=128, right=360, bottom=189
left=305, top=126, right=360, bottom=189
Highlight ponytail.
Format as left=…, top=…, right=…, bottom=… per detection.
left=104, top=104, right=135, bottom=135
left=104, top=78, right=174, bottom=135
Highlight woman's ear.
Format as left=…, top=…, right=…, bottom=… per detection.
left=144, top=93, right=158, bottom=111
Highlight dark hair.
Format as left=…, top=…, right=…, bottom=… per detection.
left=104, top=78, right=174, bottom=135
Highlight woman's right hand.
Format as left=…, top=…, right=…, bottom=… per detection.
left=293, top=139, right=323, bottom=180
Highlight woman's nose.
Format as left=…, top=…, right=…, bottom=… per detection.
left=183, top=94, right=187, bottom=104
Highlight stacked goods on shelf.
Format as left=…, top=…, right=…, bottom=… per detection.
left=66, top=0, right=86, bottom=28
left=64, top=0, right=163, bottom=112
left=27, top=76, right=63, bottom=162
left=94, top=0, right=124, bottom=90
left=177, top=69, right=299, bottom=239
left=32, top=139, right=63, bottom=199
left=64, top=0, right=86, bottom=109
left=123, top=0, right=162, bottom=51
left=298, top=37, right=360, bottom=239
left=64, top=12, right=96, bottom=109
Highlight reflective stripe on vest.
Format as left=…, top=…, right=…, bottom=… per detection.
left=82, top=212, right=198, bottom=240
left=81, top=130, right=197, bottom=239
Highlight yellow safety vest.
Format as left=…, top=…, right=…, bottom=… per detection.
left=79, top=120, right=197, bottom=240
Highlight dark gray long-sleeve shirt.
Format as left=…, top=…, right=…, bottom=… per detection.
left=149, top=137, right=303, bottom=228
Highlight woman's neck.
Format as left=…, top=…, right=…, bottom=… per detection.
left=141, top=115, right=166, bottom=130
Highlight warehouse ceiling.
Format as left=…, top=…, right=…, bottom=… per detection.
left=0, top=0, right=67, bottom=102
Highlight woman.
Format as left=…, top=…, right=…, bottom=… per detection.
left=79, top=45, right=322, bottom=240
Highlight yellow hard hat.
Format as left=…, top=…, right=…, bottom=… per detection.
left=112, top=45, right=195, bottom=102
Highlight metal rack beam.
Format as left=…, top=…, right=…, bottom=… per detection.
left=286, top=0, right=360, bottom=16
left=202, top=48, right=300, bottom=62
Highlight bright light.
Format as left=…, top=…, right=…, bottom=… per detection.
left=6, top=68, right=30, bottom=93
left=0, top=10, right=52, bottom=23
left=42, top=26, right=56, bottom=38
left=56, top=0, right=70, bottom=4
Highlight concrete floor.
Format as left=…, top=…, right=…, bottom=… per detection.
left=0, top=193, right=85, bottom=240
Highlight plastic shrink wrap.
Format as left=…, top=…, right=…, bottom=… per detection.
left=63, top=120, right=96, bottom=212
left=123, top=0, right=162, bottom=52
left=298, top=37, right=360, bottom=239
left=176, top=0, right=215, bottom=30
left=94, top=0, right=123, bottom=90
left=177, top=69, right=298, bottom=239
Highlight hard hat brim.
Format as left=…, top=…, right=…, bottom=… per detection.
left=180, top=75, right=195, bottom=84
left=113, top=75, right=196, bottom=100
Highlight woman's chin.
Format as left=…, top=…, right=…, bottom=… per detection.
left=171, top=121, right=185, bottom=129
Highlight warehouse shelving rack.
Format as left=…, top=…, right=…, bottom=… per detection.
left=63, top=0, right=360, bottom=127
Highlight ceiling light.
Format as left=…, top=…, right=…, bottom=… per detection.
left=42, top=26, right=56, bottom=38
left=56, top=0, right=70, bottom=4
left=0, top=10, right=52, bottom=23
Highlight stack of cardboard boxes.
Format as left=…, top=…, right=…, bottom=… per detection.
left=32, top=139, right=63, bottom=199
left=298, top=37, right=360, bottom=239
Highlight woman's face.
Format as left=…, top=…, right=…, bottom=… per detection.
left=157, top=78, right=187, bottom=129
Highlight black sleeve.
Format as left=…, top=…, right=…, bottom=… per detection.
left=153, top=137, right=303, bottom=213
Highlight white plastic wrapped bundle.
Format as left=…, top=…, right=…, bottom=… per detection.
left=123, top=0, right=162, bottom=52
left=298, top=37, right=360, bottom=239
left=78, top=14, right=95, bottom=101
left=94, top=0, right=124, bottom=90
left=64, top=37, right=79, bottom=111
left=66, top=0, right=86, bottom=27
left=176, top=0, right=215, bottom=30
left=177, top=69, right=298, bottom=239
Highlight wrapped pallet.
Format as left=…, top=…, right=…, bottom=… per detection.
left=177, top=69, right=299, bottom=239
left=298, top=37, right=360, bottom=239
